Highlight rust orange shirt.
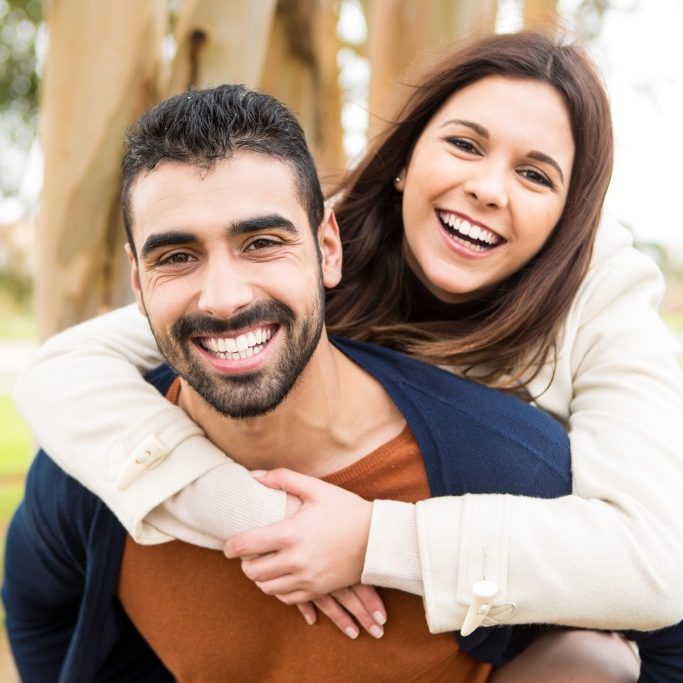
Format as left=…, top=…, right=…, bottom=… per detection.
left=118, top=381, right=491, bottom=682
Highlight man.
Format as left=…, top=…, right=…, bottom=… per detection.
left=3, top=85, right=672, bottom=681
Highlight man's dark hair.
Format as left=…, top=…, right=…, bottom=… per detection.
left=121, top=84, right=325, bottom=255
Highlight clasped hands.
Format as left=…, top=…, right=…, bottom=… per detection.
left=223, top=468, right=387, bottom=640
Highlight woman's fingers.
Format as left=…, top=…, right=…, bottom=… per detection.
left=226, top=476, right=372, bottom=597
left=296, top=602, right=317, bottom=626
left=224, top=520, right=291, bottom=559
left=252, top=468, right=325, bottom=500
left=328, top=586, right=385, bottom=639
left=240, top=553, right=285, bottom=582
left=311, top=595, right=361, bottom=640
left=345, top=584, right=387, bottom=628
left=277, top=585, right=387, bottom=640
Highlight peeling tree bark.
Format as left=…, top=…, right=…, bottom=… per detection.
left=37, top=1, right=506, bottom=335
left=364, top=0, right=498, bottom=139
left=522, top=0, right=559, bottom=29
left=37, top=0, right=165, bottom=338
left=261, top=0, right=345, bottom=189
left=165, top=0, right=277, bottom=95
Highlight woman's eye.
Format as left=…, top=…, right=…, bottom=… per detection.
left=446, top=137, right=480, bottom=154
left=519, top=168, right=554, bottom=189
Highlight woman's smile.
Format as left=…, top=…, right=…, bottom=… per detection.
left=398, top=75, right=575, bottom=303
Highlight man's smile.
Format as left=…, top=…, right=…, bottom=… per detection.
left=196, top=325, right=277, bottom=361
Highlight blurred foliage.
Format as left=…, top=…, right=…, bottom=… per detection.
left=573, top=0, right=611, bottom=40
left=0, top=269, right=31, bottom=307
left=0, top=0, right=42, bottom=197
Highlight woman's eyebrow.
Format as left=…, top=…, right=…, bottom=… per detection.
left=440, top=119, right=489, bottom=138
left=527, top=151, right=565, bottom=185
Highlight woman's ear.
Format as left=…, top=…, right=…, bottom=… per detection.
left=394, top=169, right=406, bottom=192
left=317, top=208, right=343, bottom=289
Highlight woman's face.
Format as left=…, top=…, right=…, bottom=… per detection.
left=399, top=75, right=575, bottom=302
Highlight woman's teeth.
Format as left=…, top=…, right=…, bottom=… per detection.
left=438, top=211, right=502, bottom=250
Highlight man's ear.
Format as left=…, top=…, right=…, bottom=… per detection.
left=317, top=208, right=342, bottom=289
left=125, top=243, right=146, bottom=316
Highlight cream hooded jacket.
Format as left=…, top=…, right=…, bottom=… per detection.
left=13, top=220, right=683, bottom=633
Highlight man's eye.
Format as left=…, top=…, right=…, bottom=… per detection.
left=446, top=137, right=481, bottom=155
left=158, top=252, right=196, bottom=266
left=245, top=238, right=280, bottom=251
left=518, top=168, right=554, bottom=189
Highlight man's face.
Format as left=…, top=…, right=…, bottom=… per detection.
left=126, top=152, right=341, bottom=418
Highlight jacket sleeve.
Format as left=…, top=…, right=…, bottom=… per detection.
left=387, top=242, right=683, bottom=633
left=12, top=304, right=286, bottom=544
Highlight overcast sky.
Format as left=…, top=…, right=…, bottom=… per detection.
left=594, top=0, right=683, bottom=248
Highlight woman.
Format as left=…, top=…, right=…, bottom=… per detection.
left=14, top=30, right=683, bottom=676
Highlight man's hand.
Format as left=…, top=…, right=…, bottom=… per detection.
left=224, top=468, right=373, bottom=598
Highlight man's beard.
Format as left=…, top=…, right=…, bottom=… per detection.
left=149, top=293, right=324, bottom=419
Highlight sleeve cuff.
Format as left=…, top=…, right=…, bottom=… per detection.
left=416, top=496, right=465, bottom=633
left=146, top=462, right=287, bottom=549
left=416, top=495, right=510, bottom=633
left=361, top=499, right=423, bottom=596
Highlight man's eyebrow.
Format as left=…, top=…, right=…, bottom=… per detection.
left=230, top=214, right=298, bottom=236
left=140, top=231, right=197, bottom=259
left=440, top=119, right=489, bottom=138
left=527, top=151, right=565, bottom=185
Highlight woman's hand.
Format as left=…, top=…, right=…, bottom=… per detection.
left=224, top=468, right=373, bottom=598
left=295, top=585, right=387, bottom=639
left=224, top=468, right=386, bottom=638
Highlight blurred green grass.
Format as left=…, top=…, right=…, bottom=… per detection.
left=0, top=391, right=31, bottom=531
left=0, top=296, right=35, bottom=340
left=0, top=392, right=32, bottom=680
left=664, top=311, right=683, bottom=333
left=0, top=395, right=32, bottom=478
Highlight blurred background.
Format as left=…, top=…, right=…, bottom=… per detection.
left=1, top=0, right=682, bottom=677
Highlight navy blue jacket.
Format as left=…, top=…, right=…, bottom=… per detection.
left=3, top=338, right=682, bottom=681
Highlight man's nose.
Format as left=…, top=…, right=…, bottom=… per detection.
left=197, top=254, right=256, bottom=319
left=463, top=162, right=509, bottom=209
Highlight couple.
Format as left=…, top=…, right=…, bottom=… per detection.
left=6, top=31, right=683, bottom=681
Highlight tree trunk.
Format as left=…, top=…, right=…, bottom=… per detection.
left=165, top=0, right=277, bottom=95
left=522, top=0, right=559, bottom=29
left=365, top=0, right=498, bottom=139
left=37, top=0, right=165, bottom=338
left=261, top=0, right=345, bottom=189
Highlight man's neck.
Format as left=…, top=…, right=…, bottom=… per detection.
left=177, top=335, right=406, bottom=477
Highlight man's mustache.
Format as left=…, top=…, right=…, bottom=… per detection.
left=172, top=302, right=295, bottom=340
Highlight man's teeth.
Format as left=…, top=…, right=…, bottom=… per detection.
left=201, top=327, right=274, bottom=360
left=437, top=211, right=501, bottom=247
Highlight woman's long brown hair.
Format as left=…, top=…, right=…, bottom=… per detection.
left=326, top=30, right=614, bottom=392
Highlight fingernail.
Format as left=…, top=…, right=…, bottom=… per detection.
left=304, top=613, right=315, bottom=626
left=344, top=627, right=359, bottom=639
left=369, top=625, right=384, bottom=639
left=250, top=470, right=267, bottom=478
left=373, top=611, right=387, bottom=625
